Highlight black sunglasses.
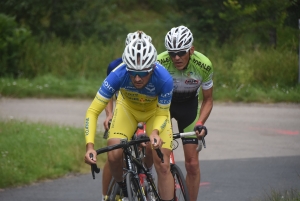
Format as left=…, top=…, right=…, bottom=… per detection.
left=168, top=49, right=189, bottom=58
left=126, top=66, right=153, bottom=78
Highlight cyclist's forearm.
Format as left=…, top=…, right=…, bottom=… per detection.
left=85, top=113, right=98, bottom=144
left=198, top=96, right=213, bottom=125
left=198, top=89, right=213, bottom=125
left=105, top=98, right=114, bottom=119
left=86, top=142, right=94, bottom=151
left=85, top=94, right=109, bottom=144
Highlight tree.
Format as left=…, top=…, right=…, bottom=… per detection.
left=0, top=0, right=126, bottom=43
left=0, top=14, right=31, bottom=77
left=172, top=0, right=297, bottom=47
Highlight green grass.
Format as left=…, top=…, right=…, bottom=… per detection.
left=2, top=26, right=299, bottom=103
left=256, top=188, right=300, bottom=201
left=0, top=74, right=100, bottom=98
left=1, top=75, right=300, bottom=103
left=214, top=84, right=300, bottom=103
left=0, top=119, right=106, bottom=188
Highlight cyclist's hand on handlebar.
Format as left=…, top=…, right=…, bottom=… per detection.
left=85, top=150, right=97, bottom=164
left=149, top=131, right=162, bottom=150
left=85, top=143, right=97, bottom=165
left=194, top=122, right=208, bottom=140
left=150, top=132, right=164, bottom=163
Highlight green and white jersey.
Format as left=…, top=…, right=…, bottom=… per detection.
left=157, top=51, right=213, bottom=103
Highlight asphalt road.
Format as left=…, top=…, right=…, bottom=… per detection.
left=0, top=98, right=300, bottom=201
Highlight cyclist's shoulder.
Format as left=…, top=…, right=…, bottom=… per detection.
left=106, top=63, right=127, bottom=82
left=157, top=51, right=169, bottom=59
left=153, top=62, right=173, bottom=80
left=157, top=51, right=172, bottom=66
left=188, top=51, right=213, bottom=74
left=191, top=51, right=212, bottom=66
left=147, top=63, right=173, bottom=93
left=108, top=57, right=123, bottom=67
left=107, top=57, right=123, bottom=74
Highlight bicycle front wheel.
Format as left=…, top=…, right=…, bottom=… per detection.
left=126, top=172, right=146, bottom=201
left=171, top=164, right=190, bottom=201
left=107, top=178, right=122, bottom=201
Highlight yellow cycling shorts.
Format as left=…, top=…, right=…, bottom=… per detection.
left=107, top=101, right=173, bottom=150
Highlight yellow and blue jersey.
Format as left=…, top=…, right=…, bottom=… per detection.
left=85, top=62, right=173, bottom=144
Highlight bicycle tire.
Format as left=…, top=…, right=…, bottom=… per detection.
left=143, top=175, right=160, bottom=201
left=171, top=164, right=190, bottom=201
left=106, top=178, right=122, bottom=201
left=126, top=172, right=146, bottom=201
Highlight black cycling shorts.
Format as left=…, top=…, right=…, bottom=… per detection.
left=170, top=97, right=199, bottom=145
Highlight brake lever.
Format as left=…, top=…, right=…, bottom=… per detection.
left=196, top=137, right=206, bottom=152
left=196, top=139, right=202, bottom=152
left=154, top=138, right=164, bottom=163
left=202, top=137, right=206, bottom=148
left=89, top=153, right=100, bottom=179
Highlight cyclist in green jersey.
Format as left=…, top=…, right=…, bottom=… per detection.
left=157, top=25, right=213, bottom=201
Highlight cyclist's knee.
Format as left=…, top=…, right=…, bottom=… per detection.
left=107, top=149, right=123, bottom=164
left=155, top=162, right=170, bottom=175
left=185, top=159, right=199, bottom=174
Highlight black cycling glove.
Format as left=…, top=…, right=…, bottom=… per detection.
left=193, top=124, right=208, bottom=138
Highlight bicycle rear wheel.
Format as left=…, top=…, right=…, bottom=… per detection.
left=126, top=172, right=146, bottom=201
left=171, top=164, right=190, bottom=201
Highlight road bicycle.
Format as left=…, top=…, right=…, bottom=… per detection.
left=91, top=132, right=162, bottom=200
left=90, top=127, right=203, bottom=201
left=105, top=123, right=153, bottom=201
left=103, top=123, right=150, bottom=201
left=136, top=122, right=206, bottom=201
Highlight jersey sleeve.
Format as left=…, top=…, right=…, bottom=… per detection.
left=157, top=51, right=170, bottom=67
left=196, top=53, right=213, bottom=90
left=201, top=59, right=213, bottom=90
left=85, top=73, right=120, bottom=144
left=152, top=73, right=173, bottom=134
left=85, top=93, right=108, bottom=144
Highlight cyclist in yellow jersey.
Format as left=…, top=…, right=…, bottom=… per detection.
left=84, top=35, right=175, bottom=201
left=157, top=25, right=213, bottom=201
left=101, top=31, right=153, bottom=201
left=103, top=31, right=153, bottom=129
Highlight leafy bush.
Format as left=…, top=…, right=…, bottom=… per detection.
left=0, top=0, right=127, bottom=43
left=0, top=14, right=31, bottom=77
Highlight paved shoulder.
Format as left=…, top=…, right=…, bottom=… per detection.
left=0, top=98, right=106, bottom=130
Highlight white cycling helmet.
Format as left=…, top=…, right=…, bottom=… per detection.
left=122, top=37, right=157, bottom=71
left=125, top=31, right=152, bottom=46
left=165, top=25, right=194, bottom=51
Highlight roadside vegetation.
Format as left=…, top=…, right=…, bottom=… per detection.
left=0, top=1, right=300, bottom=103
left=256, top=188, right=300, bottom=201
left=0, top=35, right=299, bottom=102
left=0, top=119, right=106, bottom=189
